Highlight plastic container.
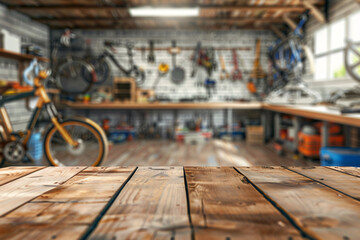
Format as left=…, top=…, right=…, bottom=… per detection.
left=27, top=132, right=43, bottom=163
left=321, top=147, right=360, bottom=167
left=108, top=130, right=135, bottom=144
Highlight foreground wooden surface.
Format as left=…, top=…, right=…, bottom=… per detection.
left=0, top=166, right=359, bottom=239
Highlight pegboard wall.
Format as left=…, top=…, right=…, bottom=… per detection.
left=51, top=29, right=276, bottom=101
left=52, top=29, right=274, bottom=130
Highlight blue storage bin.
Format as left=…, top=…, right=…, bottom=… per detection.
left=108, top=130, right=135, bottom=144
left=320, top=147, right=360, bottom=167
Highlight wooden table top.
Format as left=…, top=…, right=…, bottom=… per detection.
left=263, top=104, right=360, bottom=127
left=0, top=166, right=359, bottom=239
left=62, top=101, right=263, bottom=110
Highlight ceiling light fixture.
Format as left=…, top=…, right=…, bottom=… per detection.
left=129, top=7, right=200, bottom=17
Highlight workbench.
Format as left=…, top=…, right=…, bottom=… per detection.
left=0, top=166, right=360, bottom=239
left=61, top=102, right=360, bottom=150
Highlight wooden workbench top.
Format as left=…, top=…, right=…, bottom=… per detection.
left=62, top=101, right=263, bottom=110
left=0, top=166, right=359, bottom=239
left=264, top=104, right=360, bottom=127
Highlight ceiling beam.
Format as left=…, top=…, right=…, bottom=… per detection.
left=269, top=25, right=286, bottom=40
left=9, top=4, right=307, bottom=12
left=303, top=0, right=326, bottom=23
left=283, top=14, right=298, bottom=30
left=49, top=24, right=270, bottom=30
left=35, top=17, right=290, bottom=24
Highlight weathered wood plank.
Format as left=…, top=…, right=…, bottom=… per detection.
left=0, top=167, right=86, bottom=216
left=0, top=167, right=136, bottom=240
left=88, top=166, right=190, bottom=239
left=185, top=167, right=302, bottom=239
left=328, top=167, right=360, bottom=178
left=0, top=167, right=44, bottom=186
left=288, top=166, right=360, bottom=200
left=237, top=166, right=360, bottom=240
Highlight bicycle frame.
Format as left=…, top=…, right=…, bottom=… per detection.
left=102, top=50, right=131, bottom=75
left=0, top=80, right=78, bottom=147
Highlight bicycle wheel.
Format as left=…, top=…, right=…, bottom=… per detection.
left=83, top=58, right=110, bottom=85
left=44, top=118, right=108, bottom=166
left=56, top=59, right=95, bottom=94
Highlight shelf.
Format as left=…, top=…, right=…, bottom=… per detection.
left=0, top=49, right=49, bottom=62
left=61, top=101, right=263, bottom=110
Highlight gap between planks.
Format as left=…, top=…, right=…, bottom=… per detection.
left=237, top=166, right=360, bottom=240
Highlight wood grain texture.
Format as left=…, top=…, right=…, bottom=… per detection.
left=237, top=166, right=360, bottom=240
left=0, top=167, right=44, bottom=186
left=287, top=166, right=360, bottom=200
left=185, top=167, right=302, bottom=239
left=88, top=166, right=190, bottom=239
left=0, top=167, right=85, bottom=216
left=62, top=101, right=263, bottom=110
left=328, top=167, right=360, bottom=177
left=263, top=104, right=360, bottom=127
left=0, top=167, right=136, bottom=240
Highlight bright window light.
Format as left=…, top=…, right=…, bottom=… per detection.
left=129, top=7, right=199, bottom=17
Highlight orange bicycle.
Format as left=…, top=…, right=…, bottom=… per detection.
left=0, top=59, right=108, bottom=166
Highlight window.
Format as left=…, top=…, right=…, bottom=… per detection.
left=330, top=19, right=345, bottom=50
left=313, top=14, right=352, bottom=80
left=315, top=27, right=328, bottom=55
left=349, top=11, right=360, bottom=41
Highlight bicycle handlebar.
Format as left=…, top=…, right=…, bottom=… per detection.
left=23, top=59, right=39, bottom=86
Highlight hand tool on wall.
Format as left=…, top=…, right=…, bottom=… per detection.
left=191, top=41, right=202, bottom=77
left=152, top=62, right=169, bottom=89
left=147, top=40, right=155, bottom=63
left=219, top=51, right=230, bottom=80
left=231, top=49, right=242, bottom=81
left=248, top=39, right=267, bottom=97
left=204, top=77, right=216, bottom=98
left=168, top=40, right=185, bottom=84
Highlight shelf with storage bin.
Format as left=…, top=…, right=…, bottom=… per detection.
left=0, top=48, right=49, bottom=84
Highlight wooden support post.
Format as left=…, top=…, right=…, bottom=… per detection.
left=322, top=121, right=329, bottom=147
left=283, top=15, right=297, bottom=31
left=274, top=113, right=281, bottom=140
left=269, top=25, right=286, bottom=40
left=344, top=125, right=351, bottom=147
left=293, top=117, right=301, bottom=152
left=227, top=108, right=233, bottom=138
left=303, top=0, right=326, bottom=23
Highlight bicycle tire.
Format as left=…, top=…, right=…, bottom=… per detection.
left=83, top=57, right=110, bottom=85
left=44, top=118, right=108, bottom=166
left=56, top=59, right=95, bottom=94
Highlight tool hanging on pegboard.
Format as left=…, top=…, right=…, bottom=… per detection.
left=231, top=49, right=242, bottom=81
left=147, top=40, right=155, bottom=63
left=191, top=43, right=217, bottom=77
left=248, top=39, right=267, bottom=98
left=219, top=51, right=230, bottom=80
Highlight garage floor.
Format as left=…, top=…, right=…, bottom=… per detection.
left=101, top=140, right=318, bottom=167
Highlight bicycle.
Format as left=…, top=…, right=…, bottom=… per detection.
left=83, top=40, right=145, bottom=86
left=0, top=59, right=108, bottom=166
left=49, top=29, right=96, bottom=94
left=266, top=11, right=319, bottom=105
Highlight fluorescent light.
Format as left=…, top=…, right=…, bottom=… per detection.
left=129, top=7, right=199, bottom=17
